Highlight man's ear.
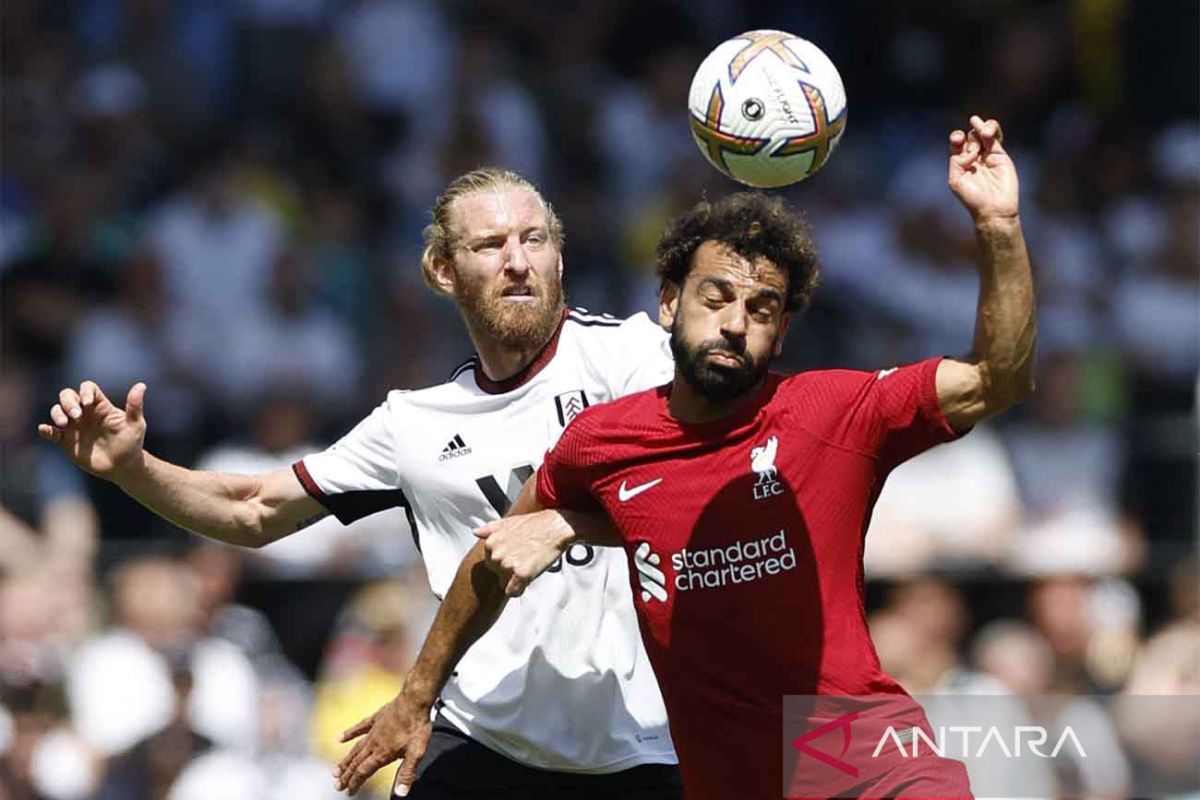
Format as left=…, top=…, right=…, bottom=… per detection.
left=432, top=257, right=457, bottom=297
left=773, top=313, right=791, bottom=357
left=658, top=281, right=680, bottom=329
left=556, top=252, right=564, bottom=282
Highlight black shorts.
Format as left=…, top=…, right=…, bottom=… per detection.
left=404, top=714, right=683, bottom=800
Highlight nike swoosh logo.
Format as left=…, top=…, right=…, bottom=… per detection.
left=618, top=478, right=663, bottom=502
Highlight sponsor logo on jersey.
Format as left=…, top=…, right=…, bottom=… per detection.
left=634, top=542, right=667, bottom=602
left=554, top=390, right=589, bottom=427
left=751, top=435, right=784, bottom=500
left=635, top=529, right=797, bottom=601
left=439, top=434, right=472, bottom=461
left=475, top=465, right=533, bottom=515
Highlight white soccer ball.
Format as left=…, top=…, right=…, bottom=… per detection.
left=687, top=30, right=847, bottom=188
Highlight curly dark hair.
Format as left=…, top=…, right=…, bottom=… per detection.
left=656, top=192, right=820, bottom=312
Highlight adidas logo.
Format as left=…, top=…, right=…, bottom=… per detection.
left=438, top=434, right=473, bottom=462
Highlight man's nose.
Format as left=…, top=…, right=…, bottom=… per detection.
left=720, top=304, right=749, bottom=339
left=503, top=237, right=530, bottom=275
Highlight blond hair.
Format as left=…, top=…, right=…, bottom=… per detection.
left=420, top=167, right=564, bottom=296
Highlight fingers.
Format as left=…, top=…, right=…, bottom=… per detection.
left=37, top=423, right=62, bottom=443
left=505, top=575, right=528, bottom=597
left=340, top=715, right=375, bottom=743
left=79, top=380, right=99, bottom=408
left=50, top=404, right=70, bottom=428
left=391, top=732, right=429, bottom=798
left=474, top=521, right=499, bottom=539
left=125, top=382, right=146, bottom=424
left=334, top=736, right=373, bottom=790
left=59, top=388, right=83, bottom=421
left=969, top=115, right=1002, bottom=143
left=343, top=747, right=393, bottom=795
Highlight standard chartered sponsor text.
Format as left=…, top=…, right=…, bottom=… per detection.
left=671, top=529, right=796, bottom=591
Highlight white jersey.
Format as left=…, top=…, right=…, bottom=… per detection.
left=296, top=309, right=676, bottom=773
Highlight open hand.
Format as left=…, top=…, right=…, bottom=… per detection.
left=334, top=693, right=432, bottom=796
left=37, top=381, right=147, bottom=482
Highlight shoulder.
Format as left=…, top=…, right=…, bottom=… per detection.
left=772, top=367, right=878, bottom=408
left=382, top=375, right=473, bottom=411
left=561, top=308, right=665, bottom=347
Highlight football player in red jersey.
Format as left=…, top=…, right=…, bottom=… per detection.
left=343, top=116, right=1033, bottom=798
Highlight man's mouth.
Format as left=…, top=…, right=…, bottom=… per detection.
left=705, top=350, right=745, bottom=369
left=501, top=285, right=536, bottom=299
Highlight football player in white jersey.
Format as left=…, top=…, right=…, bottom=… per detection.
left=39, top=168, right=682, bottom=799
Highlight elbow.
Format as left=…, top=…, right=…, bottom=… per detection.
left=976, top=359, right=1035, bottom=417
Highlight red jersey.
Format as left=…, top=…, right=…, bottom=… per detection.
left=536, top=358, right=964, bottom=798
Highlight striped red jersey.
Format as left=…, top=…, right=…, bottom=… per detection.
left=536, top=357, right=963, bottom=798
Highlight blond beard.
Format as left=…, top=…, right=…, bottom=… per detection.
left=456, top=276, right=565, bottom=350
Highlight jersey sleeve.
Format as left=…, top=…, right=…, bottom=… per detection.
left=605, top=312, right=675, bottom=397
left=535, top=411, right=604, bottom=511
left=292, top=393, right=408, bottom=524
left=802, top=357, right=963, bottom=471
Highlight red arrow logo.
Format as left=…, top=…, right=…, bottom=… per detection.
left=791, top=711, right=860, bottom=778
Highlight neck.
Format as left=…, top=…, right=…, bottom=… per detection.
left=466, top=318, right=556, bottom=384
left=667, top=371, right=764, bottom=424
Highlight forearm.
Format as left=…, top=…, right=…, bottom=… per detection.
left=403, top=541, right=507, bottom=708
left=969, top=216, right=1037, bottom=405
left=555, top=508, right=623, bottom=547
left=114, top=453, right=303, bottom=547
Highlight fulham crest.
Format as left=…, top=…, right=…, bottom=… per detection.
left=554, top=390, right=589, bottom=427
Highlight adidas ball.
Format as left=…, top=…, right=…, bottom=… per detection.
left=688, top=30, right=847, bottom=188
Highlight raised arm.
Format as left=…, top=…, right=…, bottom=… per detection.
left=936, top=116, right=1037, bottom=432
left=38, top=381, right=326, bottom=546
left=334, top=477, right=618, bottom=796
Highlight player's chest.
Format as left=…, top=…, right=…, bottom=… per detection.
left=403, top=379, right=605, bottom=517
left=597, top=427, right=811, bottom=538
left=598, top=427, right=875, bottom=608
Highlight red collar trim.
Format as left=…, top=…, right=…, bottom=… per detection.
left=473, top=308, right=568, bottom=394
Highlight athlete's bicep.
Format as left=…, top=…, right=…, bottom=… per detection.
left=935, top=358, right=990, bottom=432
left=255, top=466, right=330, bottom=542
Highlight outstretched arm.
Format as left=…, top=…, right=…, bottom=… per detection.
left=39, top=381, right=326, bottom=546
left=333, top=477, right=617, bottom=796
left=936, top=116, right=1037, bottom=431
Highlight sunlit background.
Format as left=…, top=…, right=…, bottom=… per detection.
left=1, top=1, right=1197, bottom=798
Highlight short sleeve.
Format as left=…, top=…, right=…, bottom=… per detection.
left=606, top=313, right=674, bottom=397
left=810, top=357, right=962, bottom=471
left=293, top=395, right=408, bottom=524
left=535, top=412, right=604, bottom=511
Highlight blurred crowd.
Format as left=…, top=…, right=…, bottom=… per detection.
left=1, top=1, right=1196, bottom=798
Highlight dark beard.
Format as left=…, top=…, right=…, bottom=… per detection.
left=457, top=276, right=565, bottom=350
left=670, top=319, right=771, bottom=402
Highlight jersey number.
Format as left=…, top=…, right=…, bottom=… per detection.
left=475, top=465, right=595, bottom=571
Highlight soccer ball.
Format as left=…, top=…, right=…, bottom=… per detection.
left=687, top=30, right=847, bottom=188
